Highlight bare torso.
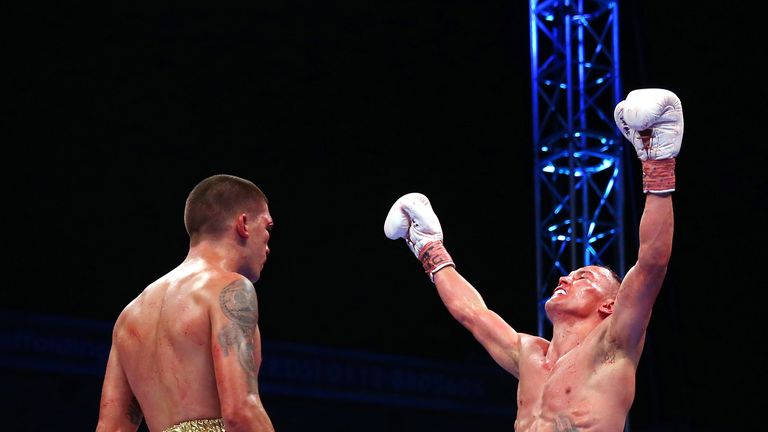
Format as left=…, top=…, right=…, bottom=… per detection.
left=114, top=260, right=236, bottom=432
left=514, top=319, right=636, bottom=432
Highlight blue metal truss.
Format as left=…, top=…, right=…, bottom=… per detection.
left=529, top=0, right=624, bottom=338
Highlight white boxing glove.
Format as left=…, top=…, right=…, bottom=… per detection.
left=384, top=193, right=455, bottom=280
left=614, top=88, right=684, bottom=193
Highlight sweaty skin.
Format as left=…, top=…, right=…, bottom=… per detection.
left=432, top=194, right=672, bottom=432
left=97, top=208, right=275, bottom=432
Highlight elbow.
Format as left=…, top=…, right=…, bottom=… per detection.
left=95, top=419, right=132, bottom=432
left=222, top=396, right=271, bottom=432
left=634, top=254, right=669, bottom=283
left=637, top=243, right=671, bottom=270
left=95, top=420, right=107, bottom=432
left=96, top=408, right=130, bottom=432
left=637, top=252, right=670, bottom=272
left=221, top=405, right=251, bottom=431
left=447, top=300, right=482, bottom=328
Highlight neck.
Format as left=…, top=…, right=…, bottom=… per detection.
left=547, top=315, right=602, bottom=362
left=186, top=238, right=241, bottom=274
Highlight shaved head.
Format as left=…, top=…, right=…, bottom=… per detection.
left=597, top=265, right=622, bottom=299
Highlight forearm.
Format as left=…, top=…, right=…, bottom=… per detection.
left=433, top=266, right=488, bottom=323
left=637, top=193, right=673, bottom=270
left=433, top=266, right=522, bottom=374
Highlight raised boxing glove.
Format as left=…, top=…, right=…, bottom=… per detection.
left=614, top=88, right=683, bottom=194
left=384, top=193, right=455, bottom=281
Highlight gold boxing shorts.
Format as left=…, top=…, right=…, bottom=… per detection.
left=162, top=418, right=225, bottom=432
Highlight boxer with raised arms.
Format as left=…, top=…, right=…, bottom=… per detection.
left=385, top=89, right=683, bottom=432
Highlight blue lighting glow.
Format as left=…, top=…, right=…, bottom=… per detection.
left=531, top=0, right=623, bottom=337
left=588, top=228, right=616, bottom=243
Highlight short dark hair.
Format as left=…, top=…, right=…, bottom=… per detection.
left=184, top=174, right=267, bottom=238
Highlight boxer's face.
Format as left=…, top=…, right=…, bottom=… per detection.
left=235, top=203, right=275, bottom=283
left=545, top=266, right=615, bottom=320
left=244, top=204, right=273, bottom=282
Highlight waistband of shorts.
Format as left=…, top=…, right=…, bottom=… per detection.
left=162, top=418, right=225, bottom=432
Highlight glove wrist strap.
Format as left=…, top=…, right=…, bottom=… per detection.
left=418, top=241, right=455, bottom=282
left=642, top=158, right=676, bottom=194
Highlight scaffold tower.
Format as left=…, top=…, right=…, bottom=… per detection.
left=529, top=0, right=625, bottom=338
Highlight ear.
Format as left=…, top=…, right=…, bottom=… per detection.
left=598, top=298, right=614, bottom=318
left=235, top=213, right=249, bottom=238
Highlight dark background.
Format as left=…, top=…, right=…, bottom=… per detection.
left=7, top=1, right=767, bottom=430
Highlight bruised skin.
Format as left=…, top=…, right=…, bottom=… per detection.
left=513, top=322, right=636, bottom=432
left=432, top=260, right=657, bottom=432
left=111, top=260, right=265, bottom=432
left=512, top=266, right=636, bottom=431
left=97, top=182, right=275, bottom=432
left=394, top=90, right=677, bottom=432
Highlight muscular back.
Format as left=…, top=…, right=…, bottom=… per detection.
left=514, top=319, right=637, bottom=432
left=114, top=260, right=249, bottom=431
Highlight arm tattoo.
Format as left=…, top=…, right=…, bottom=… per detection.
left=127, top=395, right=142, bottom=425
left=217, top=280, right=260, bottom=393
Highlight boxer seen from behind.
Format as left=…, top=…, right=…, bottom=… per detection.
left=97, top=174, right=276, bottom=432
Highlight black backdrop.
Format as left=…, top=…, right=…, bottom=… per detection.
left=8, top=1, right=767, bottom=430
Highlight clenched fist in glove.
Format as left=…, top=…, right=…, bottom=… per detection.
left=614, top=88, right=683, bottom=194
left=384, top=193, right=455, bottom=281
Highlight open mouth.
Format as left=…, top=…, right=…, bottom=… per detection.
left=552, top=287, right=567, bottom=298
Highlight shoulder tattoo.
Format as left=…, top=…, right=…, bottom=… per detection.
left=219, top=279, right=259, bottom=327
left=217, top=279, right=260, bottom=391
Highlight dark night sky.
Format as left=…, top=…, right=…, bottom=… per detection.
left=9, top=1, right=768, bottom=430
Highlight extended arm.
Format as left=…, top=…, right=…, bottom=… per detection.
left=433, top=267, right=522, bottom=376
left=96, top=341, right=143, bottom=432
left=385, top=194, right=522, bottom=377
left=611, top=194, right=673, bottom=356
left=609, top=89, right=682, bottom=360
left=211, top=278, right=274, bottom=432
